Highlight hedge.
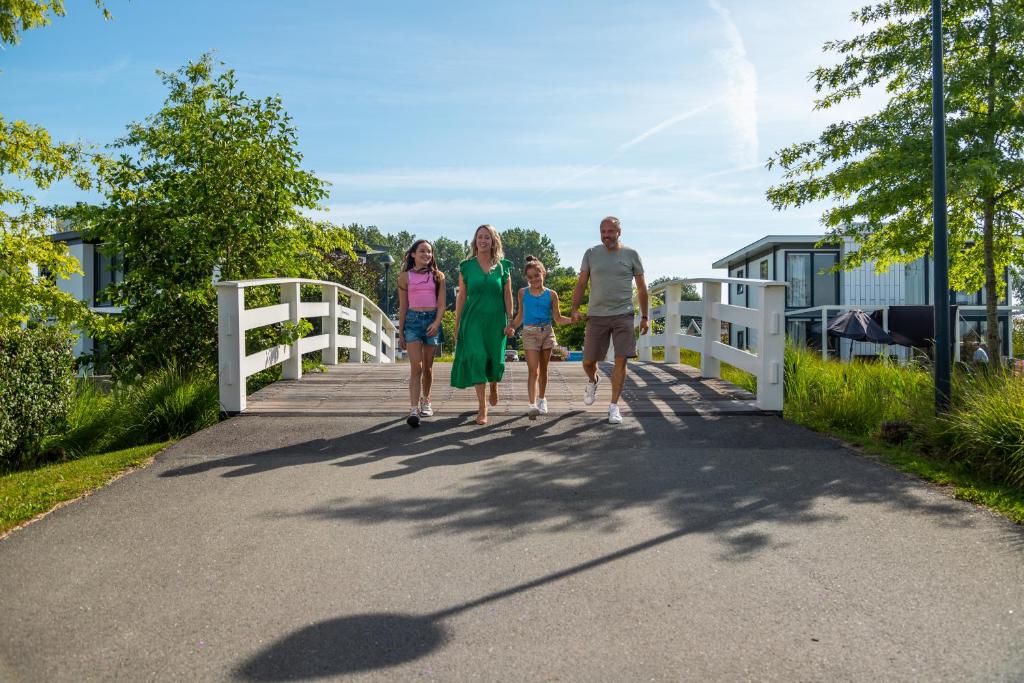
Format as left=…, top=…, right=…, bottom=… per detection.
left=0, top=326, right=75, bottom=470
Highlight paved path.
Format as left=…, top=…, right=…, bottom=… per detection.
left=1, top=364, right=1022, bottom=681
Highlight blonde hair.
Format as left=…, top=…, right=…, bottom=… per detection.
left=470, top=224, right=505, bottom=264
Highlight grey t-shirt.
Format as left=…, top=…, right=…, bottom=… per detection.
left=581, top=244, right=644, bottom=316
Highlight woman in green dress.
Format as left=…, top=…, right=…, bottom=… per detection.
left=451, top=224, right=514, bottom=425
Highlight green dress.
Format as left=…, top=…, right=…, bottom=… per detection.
left=451, top=257, right=512, bottom=388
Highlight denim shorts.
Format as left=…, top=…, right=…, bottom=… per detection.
left=403, top=309, right=443, bottom=346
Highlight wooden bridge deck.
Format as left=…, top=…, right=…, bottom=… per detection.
left=244, top=361, right=763, bottom=418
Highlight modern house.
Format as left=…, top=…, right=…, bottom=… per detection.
left=713, top=235, right=1018, bottom=361
left=49, top=230, right=124, bottom=362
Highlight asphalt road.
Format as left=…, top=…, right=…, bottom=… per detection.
left=1, top=411, right=1022, bottom=681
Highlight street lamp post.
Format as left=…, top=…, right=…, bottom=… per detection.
left=381, top=254, right=395, bottom=318
left=931, top=0, right=952, bottom=412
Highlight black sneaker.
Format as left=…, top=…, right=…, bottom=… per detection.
left=406, top=410, right=420, bottom=428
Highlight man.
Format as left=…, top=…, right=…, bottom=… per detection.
left=973, top=341, right=990, bottom=365
left=570, top=216, right=649, bottom=424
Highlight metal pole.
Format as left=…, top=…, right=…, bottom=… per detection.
left=931, top=0, right=952, bottom=411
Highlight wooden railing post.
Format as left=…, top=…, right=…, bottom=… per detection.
left=638, top=309, right=653, bottom=361
left=322, top=283, right=338, bottom=365
left=701, top=281, right=721, bottom=379
left=281, top=281, right=302, bottom=380
left=349, top=293, right=364, bottom=363
left=217, top=284, right=246, bottom=413
left=371, top=310, right=384, bottom=364
left=664, top=282, right=681, bottom=364
left=757, top=284, right=786, bottom=412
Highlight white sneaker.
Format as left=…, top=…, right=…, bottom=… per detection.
left=607, top=403, right=622, bottom=424
left=527, top=404, right=540, bottom=420
left=583, top=376, right=599, bottom=406
left=419, top=399, right=434, bottom=417
left=537, top=397, right=548, bottom=414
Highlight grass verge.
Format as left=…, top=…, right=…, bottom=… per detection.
left=0, top=441, right=172, bottom=538
left=829, top=432, right=1024, bottom=525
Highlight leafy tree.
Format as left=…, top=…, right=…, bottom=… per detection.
left=431, top=236, right=467, bottom=310
left=499, top=227, right=561, bottom=294
left=0, top=0, right=109, bottom=44
left=767, top=0, right=1024, bottom=354
left=0, top=0, right=109, bottom=332
left=83, top=54, right=329, bottom=375
left=0, top=218, right=97, bottom=332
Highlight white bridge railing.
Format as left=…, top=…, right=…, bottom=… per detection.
left=636, top=278, right=787, bottom=412
left=216, top=278, right=397, bottom=413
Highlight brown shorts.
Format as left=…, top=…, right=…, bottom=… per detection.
left=583, top=314, right=637, bottom=362
left=522, top=324, right=557, bottom=351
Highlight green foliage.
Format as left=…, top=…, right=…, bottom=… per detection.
left=783, top=343, right=1024, bottom=492
left=767, top=0, right=1024, bottom=354
left=783, top=345, right=932, bottom=436
left=80, top=54, right=329, bottom=376
left=1014, top=316, right=1023, bottom=357
left=500, top=227, right=561, bottom=294
left=1, top=441, right=169, bottom=537
left=440, top=309, right=457, bottom=355
left=936, top=373, right=1024, bottom=485
left=43, top=364, right=220, bottom=458
left=0, top=1, right=109, bottom=329
left=0, top=0, right=109, bottom=45
left=0, top=326, right=74, bottom=470
left=0, top=218, right=97, bottom=332
left=431, top=236, right=467, bottom=310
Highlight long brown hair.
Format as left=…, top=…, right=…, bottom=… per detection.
left=402, top=239, right=441, bottom=296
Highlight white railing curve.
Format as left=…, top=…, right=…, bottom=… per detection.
left=216, top=278, right=397, bottom=413
left=635, top=277, right=788, bottom=412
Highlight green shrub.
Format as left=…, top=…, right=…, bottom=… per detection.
left=0, top=327, right=75, bottom=470
left=43, top=364, right=221, bottom=458
left=783, top=345, right=931, bottom=436
left=43, top=379, right=116, bottom=458
left=934, top=373, right=1024, bottom=486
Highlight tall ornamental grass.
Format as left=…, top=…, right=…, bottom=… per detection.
left=45, top=364, right=220, bottom=458
left=783, top=344, right=1024, bottom=489
left=935, top=374, right=1024, bottom=486
left=783, top=345, right=932, bottom=435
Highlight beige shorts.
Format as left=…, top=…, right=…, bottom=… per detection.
left=583, top=314, right=637, bottom=361
left=522, top=324, right=557, bottom=351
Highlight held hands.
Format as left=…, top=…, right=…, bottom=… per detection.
left=504, top=325, right=515, bottom=338
left=570, top=310, right=582, bottom=324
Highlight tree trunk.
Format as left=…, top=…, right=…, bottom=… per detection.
left=983, top=198, right=1001, bottom=358
left=981, top=0, right=1001, bottom=360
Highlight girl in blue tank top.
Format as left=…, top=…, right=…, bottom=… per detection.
left=505, top=256, right=572, bottom=419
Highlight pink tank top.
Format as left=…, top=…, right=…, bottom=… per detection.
left=407, top=270, right=437, bottom=308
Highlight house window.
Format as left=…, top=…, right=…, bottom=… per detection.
left=759, top=260, right=769, bottom=279
left=786, top=254, right=811, bottom=307
left=736, top=268, right=745, bottom=295
left=736, top=329, right=746, bottom=350
left=94, top=249, right=124, bottom=306
left=786, top=252, right=838, bottom=308
left=813, top=253, right=838, bottom=306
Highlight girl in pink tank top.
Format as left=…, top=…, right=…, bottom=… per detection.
left=397, top=240, right=447, bottom=427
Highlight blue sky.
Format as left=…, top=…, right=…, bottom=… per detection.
left=4, top=0, right=888, bottom=280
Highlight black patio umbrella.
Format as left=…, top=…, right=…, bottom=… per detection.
left=809, top=310, right=894, bottom=344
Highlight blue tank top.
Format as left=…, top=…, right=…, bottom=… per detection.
left=523, top=288, right=553, bottom=326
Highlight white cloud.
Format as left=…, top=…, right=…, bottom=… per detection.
left=707, top=0, right=759, bottom=166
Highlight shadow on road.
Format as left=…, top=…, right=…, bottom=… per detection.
left=159, top=365, right=1004, bottom=679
